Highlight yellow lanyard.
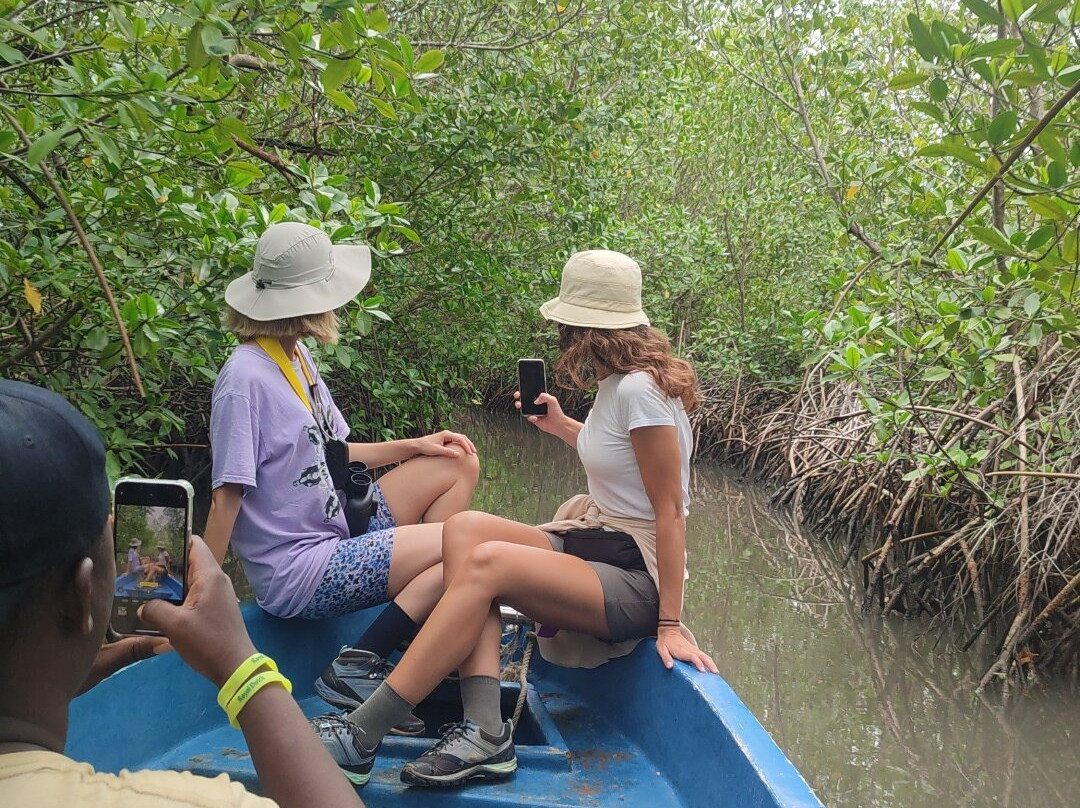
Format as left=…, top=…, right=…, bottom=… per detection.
left=255, top=337, right=316, bottom=412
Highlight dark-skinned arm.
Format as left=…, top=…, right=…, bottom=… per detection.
left=630, top=425, right=718, bottom=674
left=141, top=537, right=364, bottom=808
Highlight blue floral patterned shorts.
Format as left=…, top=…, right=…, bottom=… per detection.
left=297, top=482, right=397, bottom=620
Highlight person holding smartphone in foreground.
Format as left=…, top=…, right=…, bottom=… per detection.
left=313, top=250, right=718, bottom=788
left=0, top=380, right=363, bottom=808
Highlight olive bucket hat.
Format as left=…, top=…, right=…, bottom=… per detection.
left=539, top=250, right=650, bottom=329
left=225, top=222, right=371, bottom=321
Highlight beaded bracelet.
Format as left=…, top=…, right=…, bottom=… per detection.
left=224, top=670, right=293, bottom=729
left=217, top=653, right=278, bottom=711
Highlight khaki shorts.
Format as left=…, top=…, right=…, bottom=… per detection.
left=546, top=532, right=660, bottom=641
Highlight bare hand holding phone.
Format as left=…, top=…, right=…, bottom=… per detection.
left=517, top=358, right=548, bottom=416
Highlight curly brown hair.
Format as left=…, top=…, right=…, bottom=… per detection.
left=554, top=324, right=699, bottom=412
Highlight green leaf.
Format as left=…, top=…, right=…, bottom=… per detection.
left=367, top=8, right=390, bottom=33
left=987, top=110, right=1017, bottom=145
left=923, top=367, right=952, bottom=381
left=322, top=58, right=352, bottom=91
left=1026, top=195, right=1067, bottom=221
left=918, top=142, right=984, bottom=171
left=26, top=128, right=63, bottom=166
left=368, top=95, right=396, bottom=119
left=1002, top=0, right=1026, bottom=20
left=970, top=39, right=1021, bottom=59
left=928, top=77, right=949, bottom=102
left=1047, top=161, right=1067, bottom=187
left=1005, top=70, right=1043, bottom=87
left=969, top=225, right=1017, bottom=254
left=906, top=14, right=941, bottom=61
left=946, top=249, right=968, bottom=272
left=100, top=35, right=129, bottom=52
left=226, top=161, right=264, bottom=178
left=1024, top=42, right=1052, bottom=78
left=1024, top=291, right=1040, bottom=316
left=0, top=42, right=24, bottom=64
left=280, top=31, right=304, bottom=62
left=398, top=35, right=414, bottom=69
left=325, top=88, right=357, bottom=112
left=413, top=49, right=445, bottom=73
left=910, top=101, right=944, bottom=122
left=200, top=24, right=231, bottom=56
left=214, top=116, right=253, bottom=147
left=392, top=225, right=420, bottom=243
left=888, top=70, right=929, bottom=90
left=960, top=0, right=1007, bottom=25
left=1037, top=131, right=1068, bottom=166
left=1029, top=0, right=1072, bottom=23
left=86, top=129, right=120, bottom=168
left=186, top=24, right=209, bottom=69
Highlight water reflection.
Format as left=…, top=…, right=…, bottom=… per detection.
left=461, top=411, right=1080, bottom=808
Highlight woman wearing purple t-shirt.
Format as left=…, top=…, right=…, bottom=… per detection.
left=206, top=222, right=479, bottom=736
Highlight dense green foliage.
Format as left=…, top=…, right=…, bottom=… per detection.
left=1, top=0, right=1078, bottom=690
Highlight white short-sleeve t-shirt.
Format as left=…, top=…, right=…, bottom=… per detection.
left=576, top=371, right=692, bottom=521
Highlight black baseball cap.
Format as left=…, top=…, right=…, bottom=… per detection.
left=0, top=380, right=111, bottom=620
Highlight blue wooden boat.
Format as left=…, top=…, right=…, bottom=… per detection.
left=69, top=605, right=824, bottom=808
left=114, top=571, right=184, bottom=600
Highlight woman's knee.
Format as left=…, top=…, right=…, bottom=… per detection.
left=455, top=450, right=480, bottom=487
left=442, top=511, right=490, bottom=560
left=458, top=540, right=515, bottom=592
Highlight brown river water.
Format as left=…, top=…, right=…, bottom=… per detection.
left=460, top=411, right=1080, bottom=808
left=217, top=410, right=1080, bottom=806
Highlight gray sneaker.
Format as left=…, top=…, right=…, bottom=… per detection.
left=400, top=719, right=517, bottom=787
left=314, top=647, right=425, bottom=737
left=311, top=712, right=377, bottom=786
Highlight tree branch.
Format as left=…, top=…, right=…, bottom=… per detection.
left=0, top=107, right=145, bottom=397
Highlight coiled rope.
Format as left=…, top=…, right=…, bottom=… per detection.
left=510, top=630, right=537, bottom=733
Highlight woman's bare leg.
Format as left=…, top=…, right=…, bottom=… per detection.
left=389, top=563, right=443, bottom=622
left=378, top=452, right=480, bottom=526
left=385, top=523, right=444, bottom=592
left=456, top=607, right=503, bottom=680
left=441, top=511, right=554, bottom=583
left=385, top=541, right=609, bottom=704
left=438, top=511, right=556, bottom=679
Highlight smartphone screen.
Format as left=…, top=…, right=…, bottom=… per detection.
left=518, top=359, right=548, bottom=416
left=111, top=478, right=192, bottom=635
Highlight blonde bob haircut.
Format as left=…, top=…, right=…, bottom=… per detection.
left=224, top=305, right=340, bottom=345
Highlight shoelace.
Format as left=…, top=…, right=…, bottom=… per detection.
left=311, top=712, right=351, bottom=738
left=424, top=721, right=475, bottom=756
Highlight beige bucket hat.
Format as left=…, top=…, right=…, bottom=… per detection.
left=539, top=250, right=650, bottom=329
left=225, top=222, right=371, bottom=321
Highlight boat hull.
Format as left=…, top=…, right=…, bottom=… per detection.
left=69, top=605, right=823, bottom=808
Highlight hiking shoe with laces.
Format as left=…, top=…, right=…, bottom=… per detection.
left=314, top=647, right=425, bottom=736
left=311, top=713, right=378, bottom=786
left=400, top=719, right=517, bottom=787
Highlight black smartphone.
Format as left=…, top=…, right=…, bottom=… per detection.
left=111, top=477, right=193, bottom=636
left=518, top=358, right=548, bottom=416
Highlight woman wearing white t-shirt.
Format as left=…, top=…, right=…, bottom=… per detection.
left=313, top=250, right=718, bottom=788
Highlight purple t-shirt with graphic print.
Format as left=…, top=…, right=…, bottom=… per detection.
left=210, top=343, right=350, bottom=618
